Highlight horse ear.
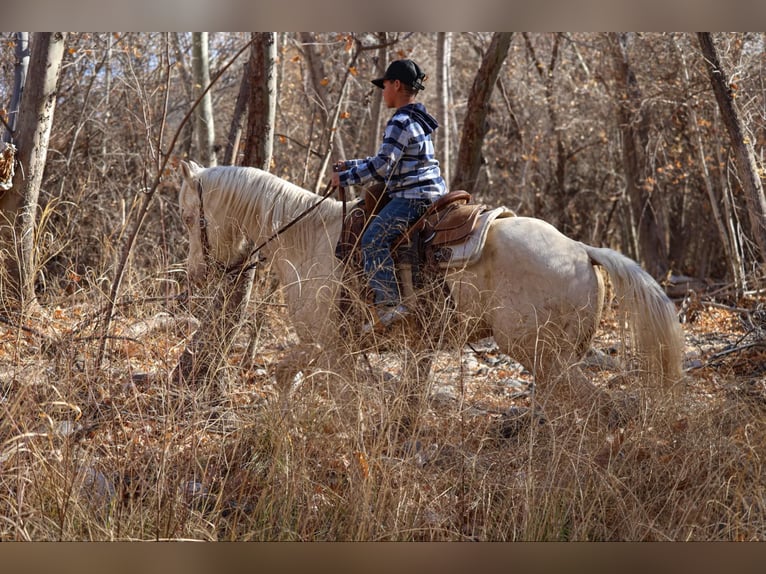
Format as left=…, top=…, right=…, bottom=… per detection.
left=179, top=160, right=200, bottom=186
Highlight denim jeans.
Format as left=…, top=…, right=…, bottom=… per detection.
left=361, top=196, right=431, bottom=307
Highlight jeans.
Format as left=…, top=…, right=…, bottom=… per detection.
left=361, top=196, right=431, bottom=307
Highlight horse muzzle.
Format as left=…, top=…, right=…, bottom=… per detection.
left=186, top=260, right=209, bottom=287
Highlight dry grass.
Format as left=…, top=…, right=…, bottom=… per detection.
left=0, top=276, right=764, bottom=541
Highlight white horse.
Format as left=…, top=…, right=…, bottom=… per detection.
left=177, top=161, right=684, bottom=406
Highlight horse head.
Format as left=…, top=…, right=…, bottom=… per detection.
left=178, top=160, right=212, bottom=285
left=179, top=160, right=260, bottom=285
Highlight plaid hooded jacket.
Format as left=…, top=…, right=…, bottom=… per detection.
left=338, top=103, right=447, bottom=200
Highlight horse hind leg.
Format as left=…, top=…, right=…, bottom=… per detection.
left=509, top=320, right=616, bottom=426
left=528, top=336, right=643, bottom=429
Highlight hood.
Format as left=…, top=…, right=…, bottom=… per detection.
left=400, top=103, right=439, bottom=135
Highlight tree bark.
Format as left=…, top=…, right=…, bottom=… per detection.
left=242, top=32, right=278, bottom=171
left=452, top=32, right=513, bottom=193
left=524, top=34, right=567, bottom=192
left=364, top=33, right=387, bottom=159
left=223, top=58, right=251, bottom=166
left=0, top=32, right=66, bottom=314
left=192, top=32, right=216, bottom=167
left=172, top=33, right=194, bottom=160
left=300, top=32, right=331, bottom=121
left=177, top=34, right=278, bottom=386
left=435, top=32, right=452, bottom=186
left=523, top=33, right=576, bottom=231
left=608, top=32, right=668, bottom=279
left=674, top=35, right=745, bottom=292
left=698, top=32, right=766, bottom=268
left=1, top=33, right=29, bottom=146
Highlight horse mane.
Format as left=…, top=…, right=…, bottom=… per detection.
left=198, top=166, right=344, bottom=254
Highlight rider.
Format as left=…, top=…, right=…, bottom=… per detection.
left=331, top=58, right=447, bottom=333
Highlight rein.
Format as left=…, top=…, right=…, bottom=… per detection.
left=196, top=179, right=212, bottom=264
left=195, top=176, right=339, bottom=276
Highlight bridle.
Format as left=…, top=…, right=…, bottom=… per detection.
left=196, top=179, right=213, bottom=265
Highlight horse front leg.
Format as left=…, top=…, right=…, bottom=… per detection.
left=172, top=264, right=255, bottom=394
left=379, top=341, right=435, bottom=439
left=272, top=342, right=323, bottom=406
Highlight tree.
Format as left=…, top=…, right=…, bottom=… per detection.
left=242, top=32, right=277, bottom=170
left=1, top=33, right=28, bottom=147
left=698, top=32, right=766, bottom=269
left=364, top=33, right=388, bottom=159
left=435, top=32, right=452, bottom=185
left=0, top=32, right=66, bottom=315
left=608, top=32, right=668, bottom=279
left=298, top=33, right=363, bottom=193
left=192, top=32, right=216, bottom=167
left=673, top=34, right=746, bottom=292
left=172, top=33, right=195, bottom=160
left=223, top=57, right=251, bottom=166
left=452, top=32, right=513, bottom=193
left=523, top=34, right=568, bottom=206
left=299, top=32, right=347, bottom=174
left=168, top=37, right=258, bottom=384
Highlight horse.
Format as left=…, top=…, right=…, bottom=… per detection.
left=177, top=160, right=685, bottom=415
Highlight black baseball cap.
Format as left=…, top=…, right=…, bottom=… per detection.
left=371, top=59, right=426, bottom=91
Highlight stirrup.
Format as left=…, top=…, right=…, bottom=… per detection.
left=361, top=304, right=410, bottom=334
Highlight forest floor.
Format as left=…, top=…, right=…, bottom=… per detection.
left=1, top=285, right=765, bottom=540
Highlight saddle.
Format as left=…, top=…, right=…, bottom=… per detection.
left=334, top=185, right=515, bottom=292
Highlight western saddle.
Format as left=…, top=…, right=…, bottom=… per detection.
left=334, top=184, right=491, bottom=310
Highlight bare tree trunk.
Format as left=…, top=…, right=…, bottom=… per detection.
left=242, top=32, right=278, bottom=171
left=0, top=32, right=66, bottom=314
left=698, top=32, right=766, bottom=268
left=435, top=32, right=452, bottom=186
left=172, top=33, right=194, bottom=160
left=300, top=32, right=331, bottom=120
left=523, top=33, right=574, bottom=230
left=100, top=34, right=113, bottom=175
left=192, top=32, right=216, bottom=167
left=608, top=33, right=668, bottom=279
left=223, top=58, right=251, bottom=166
left=524, top=33, right=565, bottom=193
left=452, top=32, right=513, bottom=193
left=674, top=35, right=745, bottom=292
left=364, top=33, right=387, bottom=158
left=1, top=33, right=29, bottom=146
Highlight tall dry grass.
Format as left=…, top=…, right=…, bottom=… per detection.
left=0, top=266, right=764, bottom=541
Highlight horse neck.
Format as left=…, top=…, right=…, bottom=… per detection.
left=242, top=175, right=345, bottom=263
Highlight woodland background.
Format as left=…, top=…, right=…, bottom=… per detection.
left=0, top=32, right=765, bottom=541
left=1, top=32, right=765, bottom=301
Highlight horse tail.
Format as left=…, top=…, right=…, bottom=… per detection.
left=583, top=244, right=684, bottom=388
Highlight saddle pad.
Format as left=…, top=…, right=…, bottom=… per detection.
left=427, top=203, right=486, bottom=247
left=430, top=207, right=515, bottom=269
